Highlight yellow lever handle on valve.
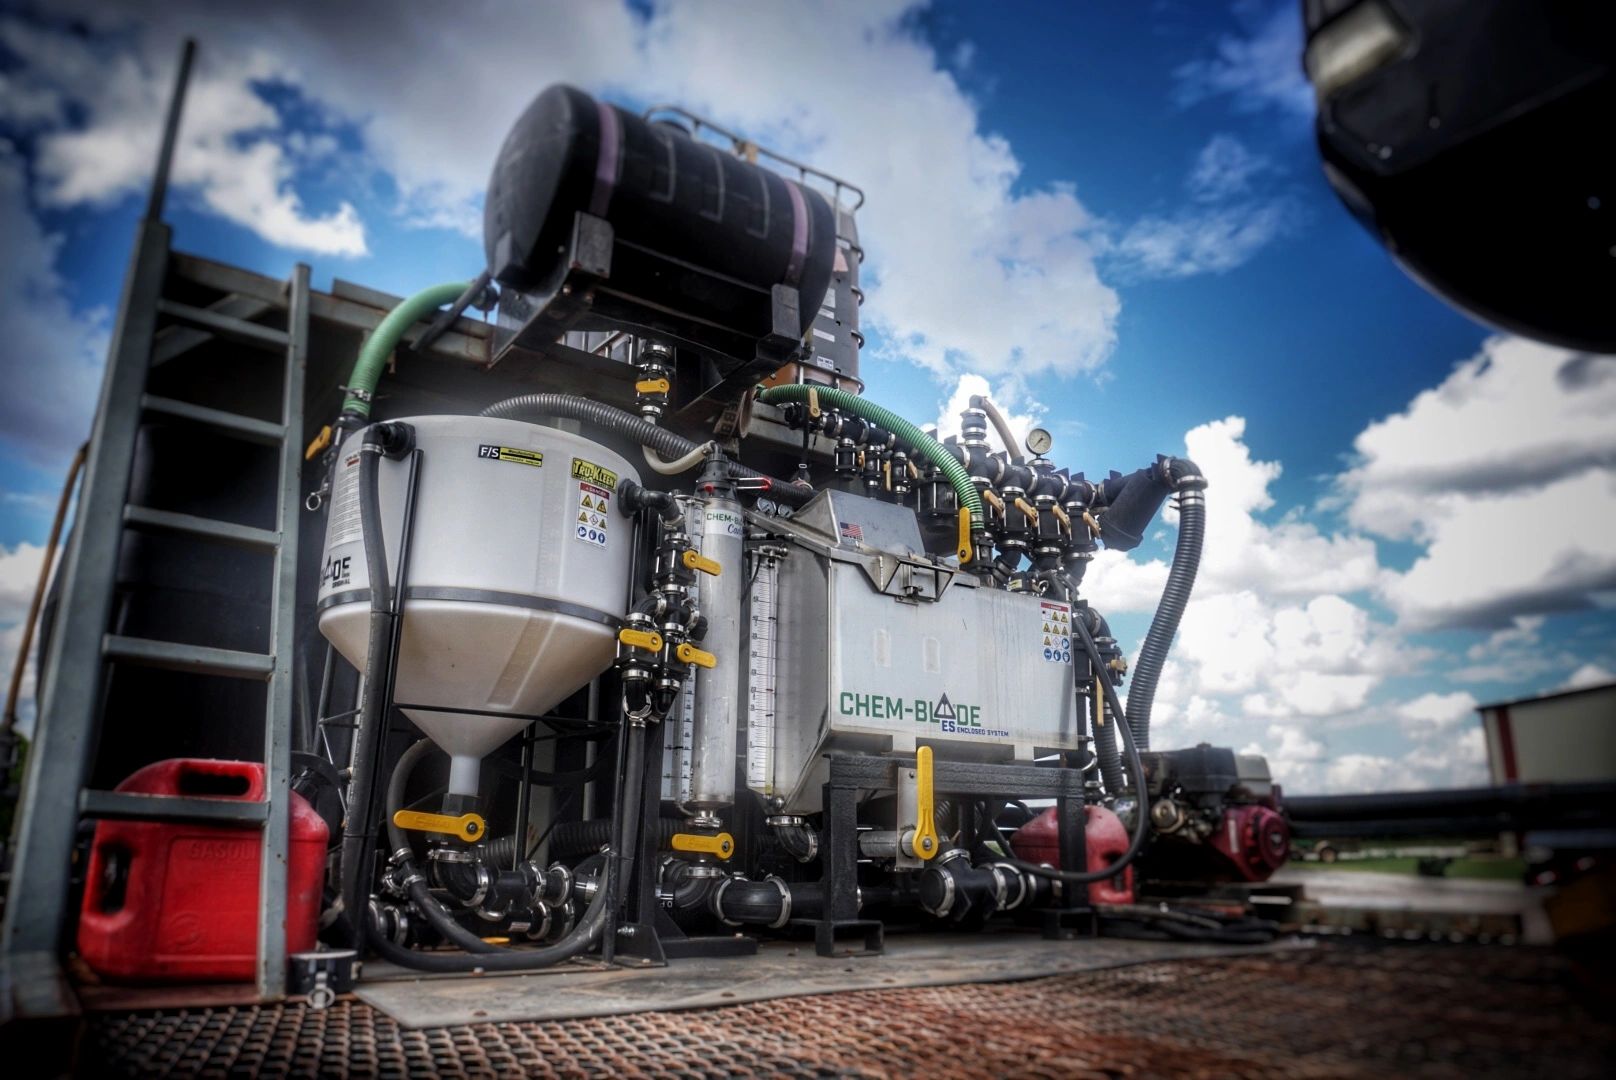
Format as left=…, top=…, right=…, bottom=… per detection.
left=670, top=832, right=735, bottom=860
left=676, top=642, right=717, bottom=669
left=956, top=506, right=974, bottom=563
left=681, top=549, right=722, bottom=576
left=391, top=810, right=486, bottom=843
left=912, top=745, right=939, bottom=860
left=617, top=627, right=663, bottom=652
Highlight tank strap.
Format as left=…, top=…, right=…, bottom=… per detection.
left=783, top=179, right=808, bottom=287
left=590, top=100, right=621, bottom=218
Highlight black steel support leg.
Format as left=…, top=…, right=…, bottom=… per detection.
left=797, top=766, right=883, bottom=956
left=1040, top=794, right=1097, bottom=940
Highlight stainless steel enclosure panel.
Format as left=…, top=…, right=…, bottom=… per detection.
left=771, top=554, right=1080, bottom=813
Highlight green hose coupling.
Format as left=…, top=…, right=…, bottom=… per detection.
left=342, top=281, right=472, bottom=420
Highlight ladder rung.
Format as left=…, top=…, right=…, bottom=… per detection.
left=156, top=299, right=289, bottom=348
left=103, top=635, right=274, bottom=680
left=123, top=505, right=279, bottom=552
left=80, top=789, right=269, bottom=826
left=142, top=395, right=285, bottom=445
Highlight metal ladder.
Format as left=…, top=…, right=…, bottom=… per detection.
left=0, top=211, right=310, bottom=1004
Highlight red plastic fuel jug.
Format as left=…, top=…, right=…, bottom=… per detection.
left=77, top=758, right=328, bottom=982
left=1010, top=804, right=1136, bottom=904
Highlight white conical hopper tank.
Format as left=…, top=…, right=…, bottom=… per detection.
left=317, top=416, right=638, bottom=795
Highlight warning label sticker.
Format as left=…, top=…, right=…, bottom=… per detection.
left=574, top=481, right=611, bottom=547
left=1039, top=599, right=1072, bottom=664
left=328, top=453, right=362, bottom=547
left=477, top=444, right=544, bottom=468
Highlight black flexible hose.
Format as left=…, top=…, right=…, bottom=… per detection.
left=337, top=424, right=409, bottom=941
left=479, top=394, right=811, bottom=507
left=1126, top=461, right=1204, bottom=751
left=997, top=614, right=1152, bottom=886
left=367, top=727, right=642, bottom=970
left=1083, top=609, right=1128, bottom=797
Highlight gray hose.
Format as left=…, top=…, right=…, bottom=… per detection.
left=480, top=394, right=811, bottom=507
left=972, top=394, right=1025, bottom=464
left=1125, top=463, right=1205, bottom=751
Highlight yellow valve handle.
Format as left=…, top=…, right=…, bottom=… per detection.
left=807, top=386, right=821, bottom=419
left=912, top=745, right=939, bottom=861
left=391, top=810, right=486, bottom=843
left=956, top=506, right=974, bottom=563
left=1052, top=504, right=1072, bottom=533
left=304, top=424, right=333, bottom=461
left=618, top=627, right=664, bottom=652
left=681, top=549, right=721, bottom=576
left=634, top=377, right=671, bottom=395
left=676, top=642, right=717, bottom=669
left=981, top=488, right=1006, bottom=514
left=1013, top=496, right=1039, bottom=520
left=670, top=831, right=735, bottom=860
left=1082, top=510, right=1102, bottom=535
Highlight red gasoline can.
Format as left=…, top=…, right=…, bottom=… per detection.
left=77, top=759, right=328, bottom=982
left=1010, top=805, right=1136, bottom=905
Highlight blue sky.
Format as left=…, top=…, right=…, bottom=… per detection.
left=1, top=0, right=1612, bottom=790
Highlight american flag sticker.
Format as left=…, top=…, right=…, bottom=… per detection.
left=838, top=521, right=864, bottom=545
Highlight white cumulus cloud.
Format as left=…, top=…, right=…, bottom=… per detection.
left=1342, top=336, right=1616, bottom=628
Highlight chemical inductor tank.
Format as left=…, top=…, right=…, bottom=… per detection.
left=316, top=416, right=639, bottom=796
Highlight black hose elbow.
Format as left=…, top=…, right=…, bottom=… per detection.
left=368, top=420, right=416, bottom=459
left=1094, top=462, right=1171, bottom=552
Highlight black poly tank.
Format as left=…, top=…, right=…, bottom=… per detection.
left=485, top=85, right=835, bottom=339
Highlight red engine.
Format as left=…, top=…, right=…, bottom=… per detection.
left=1137, top=745, right=1291, bottom=884
left=1207, top=805, right=1291, bottom=882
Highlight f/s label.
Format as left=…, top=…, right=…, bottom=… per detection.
left=477, top=444, right=544, bottom=467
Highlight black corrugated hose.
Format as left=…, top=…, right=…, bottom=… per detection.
left=479, top=393, right=811, bottom=507
left=1126, top=459, right=1205, bottom=753
left=1085, top=609, right=1129, bottom=798
left=1091, top=457, right=1207, bottom=793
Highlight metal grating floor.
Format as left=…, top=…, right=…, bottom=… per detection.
left=83, top=943, right=1613, bottom=1079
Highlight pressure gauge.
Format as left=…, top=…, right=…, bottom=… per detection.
left=1025, top=427, right=1054, bottom=456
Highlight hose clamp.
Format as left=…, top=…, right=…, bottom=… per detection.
left=524, top=902, right=553, bottom=942
left=765, top=875, right=792, bottom=929
left=712, top=875, right=743, bottom=927
left=921, top=865, right=956, bottom=918
left=461, top=862, right=491, bottom=912
left=338, top=384, right=373, bottom=403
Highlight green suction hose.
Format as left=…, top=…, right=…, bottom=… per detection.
left=755, top=384, right=983, bottom=560
left=341, top=281, right=472, bottom=420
